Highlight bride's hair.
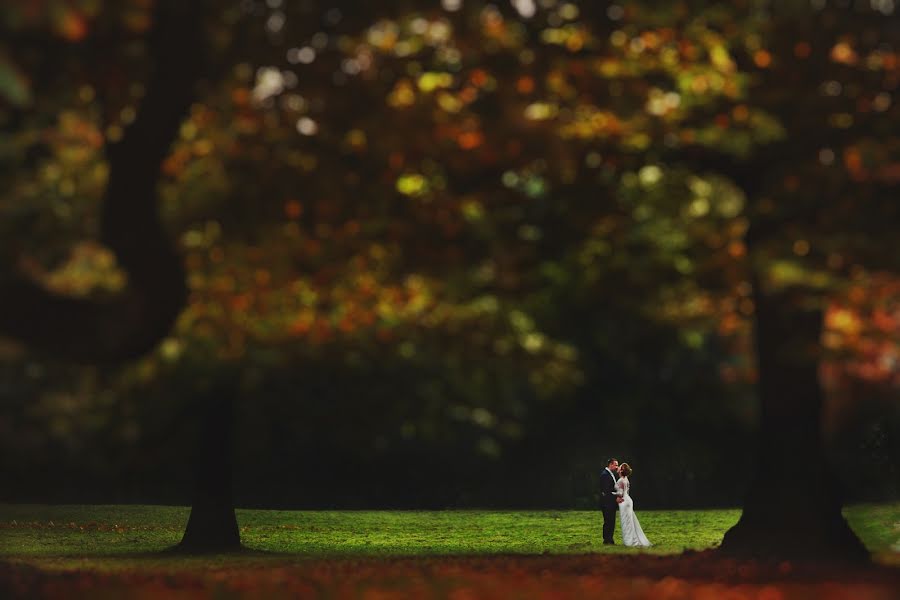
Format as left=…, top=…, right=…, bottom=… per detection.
left=619, top=463, right=632, bottom=476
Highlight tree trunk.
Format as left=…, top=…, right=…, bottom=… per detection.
left=719, top=284, right=869, bottom=561
left=0, top=0, right=201, bottom=363
left=178, top=376, right=241, bottom=553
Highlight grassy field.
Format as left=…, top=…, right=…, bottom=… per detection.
left=1, top=502, right=898, bottom=567
left=2, top=503, right=898, bottom=598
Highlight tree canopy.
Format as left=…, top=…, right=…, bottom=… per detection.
left=0, top=1, right=897, bottom=549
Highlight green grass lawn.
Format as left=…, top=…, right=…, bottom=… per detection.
left=1, top=502, right=898, bottom=570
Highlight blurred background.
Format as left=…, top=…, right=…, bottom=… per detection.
left=0, top=0, right=897, bottom=510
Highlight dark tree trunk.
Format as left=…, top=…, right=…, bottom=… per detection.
left=719, top=284, right=869, bottom=561
left=178, top=376, right=241, bottom=553
left=0, top=0, right=202, bottom=362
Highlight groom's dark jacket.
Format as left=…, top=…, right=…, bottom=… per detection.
left=599, top=468, right=618, bottom=510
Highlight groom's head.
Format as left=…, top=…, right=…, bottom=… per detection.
left=607, top=458, right=619, bottom=471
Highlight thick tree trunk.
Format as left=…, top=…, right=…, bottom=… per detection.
left=719, top=285, right=869, bottom=561
left=178, top=376, right=241, bottom=553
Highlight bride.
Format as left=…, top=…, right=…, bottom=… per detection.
left=614, top=463, right=652, bottom=547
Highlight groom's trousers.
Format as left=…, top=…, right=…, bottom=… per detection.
left=601, top=505, right=617, bottom=543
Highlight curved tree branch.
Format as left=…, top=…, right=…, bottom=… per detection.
left=0, top=1, right=204, bottom=363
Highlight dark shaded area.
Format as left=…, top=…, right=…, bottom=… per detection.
left=721, top=288, right=868, bottom=560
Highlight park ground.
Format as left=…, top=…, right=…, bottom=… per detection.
left=1, top=503, right=898, bottom=598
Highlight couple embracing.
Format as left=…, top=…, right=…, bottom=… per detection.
left=599, top=458, right=652, bottom=547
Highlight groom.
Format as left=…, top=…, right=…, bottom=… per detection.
left=599, top=458, right=620, bottom=545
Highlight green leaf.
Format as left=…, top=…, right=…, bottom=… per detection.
left=0, top=55, right=31, bottom=107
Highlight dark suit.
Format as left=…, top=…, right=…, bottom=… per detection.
left=599, top=468, right=618, bottom=544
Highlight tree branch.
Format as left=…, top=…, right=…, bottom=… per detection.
left=0, top=1, right=205, bottom=363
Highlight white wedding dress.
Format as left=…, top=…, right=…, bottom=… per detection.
left=615, top=476, right=652, bottom=547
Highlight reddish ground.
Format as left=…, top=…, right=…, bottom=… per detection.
left=2, top=552, right=899, bottom=599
